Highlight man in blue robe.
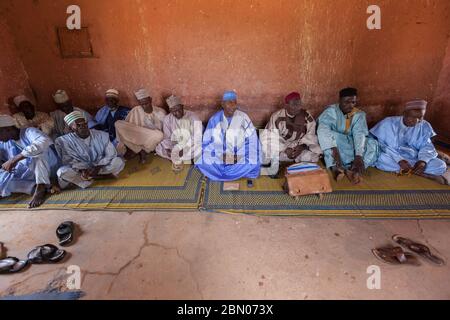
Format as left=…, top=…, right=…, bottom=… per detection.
left=371, top=100, right=448, bottom=185
left=0, top=115, right=60, bottom=208
left=93, top=89, right=130, bottom=145
left=196, top=91, right=261, bottom=182
left=55, top=111, right=125, bottom=190
left=317, top=88, right=378, bottom=184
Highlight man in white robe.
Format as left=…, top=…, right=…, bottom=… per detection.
left=155, top=95, right=202, bottom=171
left=55, top=111, right=125, bottom=189
left=115, top=88, right=166, bottom=163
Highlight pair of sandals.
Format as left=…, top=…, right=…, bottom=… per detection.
left=0, top=221, right=76, bottom=275
left=0, top=244, right=65, bottom=275
left=372, top=235, right=445, bottom=266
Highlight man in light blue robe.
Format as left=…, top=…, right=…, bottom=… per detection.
left=317, top=88, right=378, bottom=184
left=196, top=91, right=261, bottom=182
left=370, top=99, right=448, bottom=185
left=55, top=111, right=125, bottom=189
left=0, top=115, right=60, bottom=208
left=93, top=89, right=130, bottom=145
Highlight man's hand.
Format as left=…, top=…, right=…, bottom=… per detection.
left=285, top=148, right=295, bottom=159
left=292, top=144, right=307, bottom=159
left=81, top=166, right=102, bottom=180
left=351, top=155, right=365, bottom=176
left=81, top=169, right=92, bottom=180
left=412, top=161, right=427, bottom=175
left=398, top=160, right=413, bottom=173
left=1, top=154, right=25, bottom=172
left=89, top=166, right=102, bottom=177
left=2, top=159, right=17, bottom=172
left=332, top=147, right=344, bottom=169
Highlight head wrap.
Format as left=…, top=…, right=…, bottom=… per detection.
left=405, top=99, right=427, bottom=111
left=285, top=92, right=301, bottom=104
left=0, top=115, right=17, bottom=128
left=134, top=88, right=151, bottom=101
left=339, top=87, right=358, bottom=98
left=166, top=95, right=182, bottom=109
left=105, top=89, right=120, bottom=99
left=64, top=111, right=86, bottom=127
left=13, top=95, right=33, bottom=107
left=53, top=90, right=70, bottom=104
left=223, top=91, right=237, bottom=102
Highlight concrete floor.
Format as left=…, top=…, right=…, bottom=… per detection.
left=1, top=210, right=450, bottom=300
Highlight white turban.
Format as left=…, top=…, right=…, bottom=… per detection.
left=105, top=89, right=119, bottom=99
left=53, top=90, right=70, bottom=104
left=13, top=95, right=32, bottom=107
left=166, top=95, right=182, bottom=109
left=0, top=115, right=17, bottom=128
left=405, top=99, right=427, bottom=111
left=134, top=88, right=151, bottom=101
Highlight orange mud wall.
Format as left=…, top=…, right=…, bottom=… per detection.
left=431, top=40, right=450, bottom=139
left=1, top=0, right=449, bottom=135
left=0, top=14, right=30, bottom=114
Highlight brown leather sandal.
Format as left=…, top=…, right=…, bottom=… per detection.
left=392, top=235, right=445, bottom=266
left=372, top=246, right=421, bottom=266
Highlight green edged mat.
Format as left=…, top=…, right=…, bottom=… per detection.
left=202, top=168, right=450, bottom=218
left=0, top=157, right=203, bottom=211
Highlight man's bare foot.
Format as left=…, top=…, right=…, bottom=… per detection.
left=437, top=151, right=450, bottom=165
left=90, top=174, right=117, bottom=180
left=124, top=148, right=137, bottom=160
left=172, top=162, right=184, bottom=173
left=29, top=184, right=47, bottom=208
left=417, top=172, right=447, bottom=185
left=50, top=183, right=61, bottom=195
left=346, top=170, right=362, bottom=185
left=331, top=166, right=345, bottom=181
left=139, top=151, right=148, bottom=164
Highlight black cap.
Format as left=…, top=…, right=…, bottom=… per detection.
left=339, top=87, right=358, bottom=98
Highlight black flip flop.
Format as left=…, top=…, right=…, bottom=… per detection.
left=0, top=257, right=29, bottom=274
left=0, top=257, right=18, bottom=273
left=27, top=244, right=66, bottom=264
left=56, top=221, right=75, bottom=246
left=392, top=235, right=445, bottom=266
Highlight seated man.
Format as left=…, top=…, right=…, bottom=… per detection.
left=50, top=89, right=94, bottom=138
left=317, top=87, right=378, bottom=184
left=156, top=95, right=202, bottom=171
left=0, top=114, right=60, bottom=208
left=115, top=88, right=166, bottom=163
left=196, top=91, right=261, bottom=182
left=370, top=100, right=448, bottom=185
left=93, top=89, right=130, bottom=145
left=13, top=95, right=55, bottom=136
left=55, top=111, right=125, bottom=190
left=262, top=92, right=322, bottom=174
